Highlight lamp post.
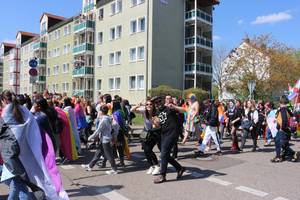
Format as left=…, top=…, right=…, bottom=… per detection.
left=247, top=80, right=256, bottom=100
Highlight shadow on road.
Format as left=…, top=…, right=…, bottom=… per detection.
left=66, top=184, right=124, bottom=198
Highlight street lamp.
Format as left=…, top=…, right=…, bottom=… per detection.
left=247, top=80, right=256, bottom=100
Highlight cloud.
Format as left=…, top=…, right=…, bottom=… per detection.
left=237, top=19, right=244, bottom=25
left=213, top=35, right=222, bottom=41
left=251, top=11, right=292, bottom=25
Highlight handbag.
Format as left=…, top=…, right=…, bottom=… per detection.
left=241, top=119, right=252, bottom=130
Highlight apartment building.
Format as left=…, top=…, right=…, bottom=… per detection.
left=17, top=32, right=40, bottom=94
left=46, top=17, right=74, bottom=96
left=1, top=0, right=219, bottom=102
left=72, top=0, right=96, bottom=99
left=93, top=0, right=218, bottom=103
left=0, top=43, right=19, bottom=93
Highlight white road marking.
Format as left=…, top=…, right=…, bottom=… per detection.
left=96, top=187, right=130, bottom=200
left=273, top=197, right=289, bottom=200
left=205, top=177, right=232, bottom=186
left=235, top=186, right=268, bottom=197
left=60, top=165, right=75, bottom=170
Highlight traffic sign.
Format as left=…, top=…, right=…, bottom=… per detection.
left=29, top=59, right=38, bottom=68
left=29, top=68, right=38, bottom=76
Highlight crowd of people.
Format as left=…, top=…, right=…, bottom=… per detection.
left=0, top=89, right=299, bottom=199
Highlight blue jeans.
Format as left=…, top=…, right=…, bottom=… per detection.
left=7, top=176, right=30, bottom=200
left=266, top=128, right=272, bottom=141
left=274, top=131, right=282, bottom=157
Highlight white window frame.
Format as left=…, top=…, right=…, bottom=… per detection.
left=116, top=0, right=122, bottom=14
left=110, top=2, right=116, bottom=16
left=131, top=0, right=145, bottom=7
left=137, top=46, right=145, bottom=61
left=98, top=32, right=103, bottom=44
left=137, top=75, right=145, bottom=90
left=115, top=51, right=121, bottom=65
left=96, top=79, right=102, bottom=91
left=129, top=47, right=137, bottom=62
left=97, top=55, right=103, bottom=67
left=115, top=77, right=121, bottom=90
left=130, top=20, right=137, bottom=34
left=109, top=53, right=115, bottom=65
left=129, top=76, right=136, bottom=90
left=116, top=25, right=122, bottom=39
left=138, top=17, right=146, bottom=32
left=98, top=8, right=104, bottom=21
left=109, top=27, right=116, bottom=40
left=108, top=77, right=121, bottom=91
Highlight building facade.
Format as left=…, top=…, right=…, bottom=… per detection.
left=0, top=0, right=219, bottom=103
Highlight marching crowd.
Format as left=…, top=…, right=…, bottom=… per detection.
left=0, top=89, right=299, bottom=199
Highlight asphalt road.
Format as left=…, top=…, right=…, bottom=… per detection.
left=1, top=135, right=300, bottom=200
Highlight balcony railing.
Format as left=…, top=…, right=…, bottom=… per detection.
left=38, top=59, right=46, bottom=65
left=185, top=36, right=213, bottom=49
left=72, top=66, right=94, bottom=77
left=185, top=9, right=212, bottom=24
left=83, top=2, right=94, bottom=13
left=74, top=20, right=95, bottom=33
left=33, top=42, right=47, bottom=50
left=38, top=76, right=46, bottom=82
left=72, top=89, right=93, bottom=98
left=185, top=63, right=212, bottom=74
left=73, top=43, right=94, bottom=55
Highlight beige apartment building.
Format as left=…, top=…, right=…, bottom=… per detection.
left=93, top=0, right=218, bottom=103
left=1, top=0, right=219, bottom=103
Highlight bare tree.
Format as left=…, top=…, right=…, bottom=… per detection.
left=213, top=45, right=229, bottom=100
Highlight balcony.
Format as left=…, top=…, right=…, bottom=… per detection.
left=185, top=36, right=213, bottom=50
left=83, top=2, right=94, bottom=13
left=72, top=89, right=93, bottom=98
left=38, top=59, right=46, bottom=65
left=38, top=76, right=46, bottom=82
left=72, top=66, right=94, bottom=77
left=73, top=43, right=94, bottom=55
left=33, top=42, right=47, bottom=50
left=185, top=9, right=212, bottom=24
left=185, top=63, right=212, bottom=74
left=74, top=20, right=95, bottom=33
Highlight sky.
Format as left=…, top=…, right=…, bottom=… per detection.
left=0, top=0, right=300, bottom=51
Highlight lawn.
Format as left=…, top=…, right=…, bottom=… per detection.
left=131, top=113, right=144, bottom=126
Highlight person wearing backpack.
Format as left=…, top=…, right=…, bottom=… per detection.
left=274, top=96, right=298, bottom=162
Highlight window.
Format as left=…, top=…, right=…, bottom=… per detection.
left=57, top=30, right=61, bottom=38
left=56, top=84, right=59, bottom=92
left=130, top=20, right=137, bottom=34
left=97, top=79, right=102, bottom=90
left=137, top=75, right=144, bottom=89
left=116, top=0, right=122, bottom=13
left=68, top=25, right=71, bottom=34
left=63, top=63, right=69, bottom=73
left=109, top=28, right=115, bottom=40
left=115, top=51, right=121, bottom=64
left=130, top=48, right=137, bottom=61
left=47, top=68, right=51, bottom=76
left=131, top=0, right=144, bottom=6
left=64, top=45, right=67, bottom=54
left=129, top=76, right=136, bottom=89
left=57, top=48, right=60, bottom=56
left=108, top=78, right=114, bottom=90
left=97, top=55, right=102, bottom=66
left=49, top=34, right=52, bottom=41
left=98, top=32, right=103, bottom=44
left=110, top=3, right=116, bottom=15
left=108, top=77, right=121, bottom=90
left=62, top=83, right=69, bottom=91
left=115, top=78, right=121, bottom=90
left=138, top=46, right=145, bottom=60
left=109, top=53, right=115, bottom=65
left=53, top=65, right=59, bottom=75
left=98, top=8, right=104, bottom=20
left=138, top=17, right=145, bottom=32
left=54, top=31, right=58, bottom=39
left=48, top=50, right=52, bottom=58
left=67, top=44, right=71, bottom=53
left=64, top=26, right=68, bottom=35
left=116, top=25, right=122, bottom=38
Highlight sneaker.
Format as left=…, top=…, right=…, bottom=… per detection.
left=106, top=170, right=118, bottom=175
left=117, top=162, right=125, bottom=168
left=291, top=152, right=298, bottom=162
left=146, top=166, right=154, bottom=175
left=194, top=150, right=205, bottom=157
left=81, top=164, right=92, bottom=171
left=177, top=167, right=186, bottom=180
left=152, top=166, right=160, bottom=175
left=153, top=175, right=166, bottom=184
left=270, top=157, right=282, bottom=163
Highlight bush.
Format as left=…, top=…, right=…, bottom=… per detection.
left=183, top=88, right=209, bottom=103
left=149, top=85, right=182, bottom=98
